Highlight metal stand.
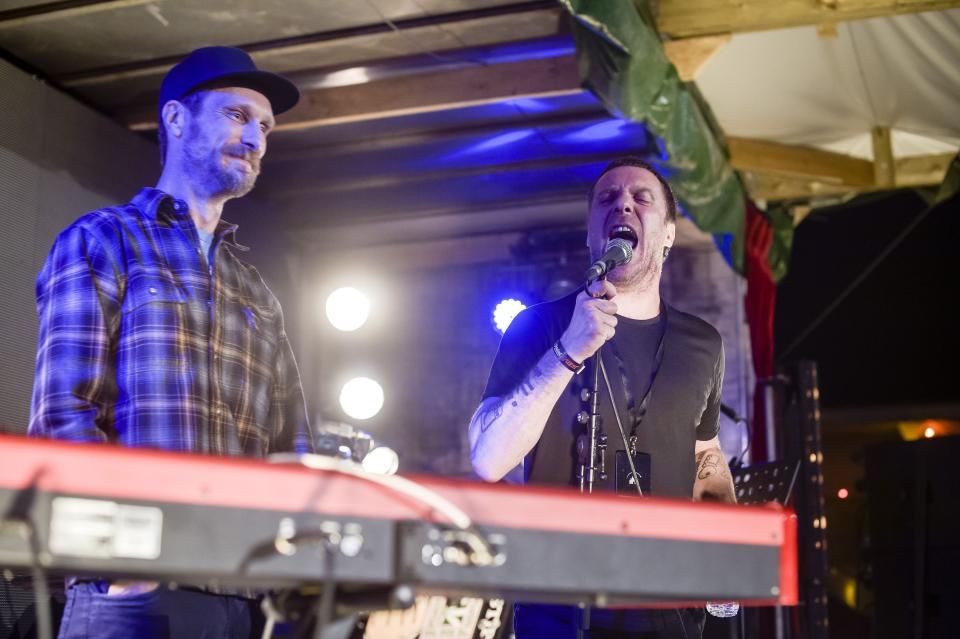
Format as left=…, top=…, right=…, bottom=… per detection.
left=790, top=361, right=829, bottom=639
left=738, top=362, right=828, bottom=639
left=579, top=351, right=605, bottom=493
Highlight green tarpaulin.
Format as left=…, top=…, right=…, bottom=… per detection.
left=561, top=0, right=791, bottom=277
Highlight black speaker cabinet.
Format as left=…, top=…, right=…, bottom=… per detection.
left=865, top=435, right=960, bottom=639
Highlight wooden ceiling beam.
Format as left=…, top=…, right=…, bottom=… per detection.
left=122, top=55, right=584, bottom=132
left=119, top=34, right=732, bottom=132
left=740, top=149, right=956, bottom=203
left=894, top=152, right=956, bottom=188
left=51, top=1, right=560, bottom=86
left=655, top=0, right=960, bottom=38
left=280, top=55, right=582, bottom=132
left=871, top=126, right=896, bottom=187
left=0, top=0, right=151, bottom=28
left=741, top=172, right=859, bottom=202
left=727, top=136, right=876, bottom=187
left=662, top=34, right=731, bottom=81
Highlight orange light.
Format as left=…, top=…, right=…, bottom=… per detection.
left=837, top=488, right=849, bottom=499
left=924, top=426, right=936, bottom=438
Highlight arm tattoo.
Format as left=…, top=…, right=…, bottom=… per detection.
left=509, top=364, right=543, bottom=408
left=696, top=449, right=731, bottom=482
left=517, top=365, right=543, bottom=398
left=479, top=365, right=544, bottom=433
left=478, top=399, right=504, bottom=434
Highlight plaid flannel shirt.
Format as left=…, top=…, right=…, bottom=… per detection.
left=29, top=188, right=313, bottom=456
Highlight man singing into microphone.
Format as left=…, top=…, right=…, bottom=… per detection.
left=468, top=157, right=736, bottom=638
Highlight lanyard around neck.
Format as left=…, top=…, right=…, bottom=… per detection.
left=606, top=309, right=667, bottom=444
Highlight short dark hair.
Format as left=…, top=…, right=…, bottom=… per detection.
left=588, top=156, right=678, bottom=223
left=157, top=91, right=206, bottom=167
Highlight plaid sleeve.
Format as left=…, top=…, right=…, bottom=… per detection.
left=267, top=316, right=314, bottom=454
left=29, top=224, right=121, bottom=442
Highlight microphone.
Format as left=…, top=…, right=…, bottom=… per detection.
left=720, top=403, right=745, bottom=423
left=584, top=238, right=633, bottom=284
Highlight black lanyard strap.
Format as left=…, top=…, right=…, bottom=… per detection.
left=606, top=310, right=667, bottom=447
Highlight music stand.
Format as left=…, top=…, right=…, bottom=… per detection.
left=719, top=459, right=800, bottom=639
left=732, top=459, right=800, bottom=507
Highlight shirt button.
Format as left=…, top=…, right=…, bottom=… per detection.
left=148, top=287, right=157, bottom=295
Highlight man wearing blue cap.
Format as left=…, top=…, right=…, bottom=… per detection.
left=30, top=47, right=312, bottom=637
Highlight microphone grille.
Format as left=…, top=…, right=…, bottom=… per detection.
left=607, top=237, right=633, bottom=263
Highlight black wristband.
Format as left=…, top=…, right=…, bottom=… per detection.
left=553, top=340, right=585, bottom=374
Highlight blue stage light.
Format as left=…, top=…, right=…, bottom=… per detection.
left=564, top=119, right=630, bottom=143
left=492, top=298, right=526, bottom=334
left=461, top=129, right=535, bottom=155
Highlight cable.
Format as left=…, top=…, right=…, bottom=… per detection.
left=674, top=609, right=691, bottom=639
left=597, top=356, right=643, bottom=497
left=729, top=416, right=752, bottom=470
left=267, top=454, right=497, bottom=566
left=260, top=596, right=280, bottom=639
left=260, top=454, right=502, bottom=637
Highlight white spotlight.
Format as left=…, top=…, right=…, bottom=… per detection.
left=361, top=446, right=399, bottom=475
left=492, top=298, right=526, bottom=334
left=339, top=377, right=384, bottom=420
left=326, top=287, right=370, bottom=332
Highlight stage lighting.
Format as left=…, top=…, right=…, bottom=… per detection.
left=313, top=420, right=399, bottom=475
left=492, top=298, right=526, bottom=334
left=339, top=377, right=384, bottom=420
left=362, top=446, right=399, bottom=475
left=326, top=287, right=370, bottom=332
left=314, top=420, right=372, bottom=459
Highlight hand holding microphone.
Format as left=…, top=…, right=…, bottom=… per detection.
left=561, top=281, right=619, bottom=364
left=557, top=238, right=635, bottom=365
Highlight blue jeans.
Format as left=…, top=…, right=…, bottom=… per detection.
left=58, top=581, right=263, bottom=639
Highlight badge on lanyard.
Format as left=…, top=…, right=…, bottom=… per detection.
left=615, top=449, right=651, bottom=496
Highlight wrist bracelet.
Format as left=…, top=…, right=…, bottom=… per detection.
left=553, top=340, right=585, bottom=374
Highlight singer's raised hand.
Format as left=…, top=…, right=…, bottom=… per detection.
left=561, top=281, right=618, bottom=363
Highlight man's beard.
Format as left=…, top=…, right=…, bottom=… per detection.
left=605, top=241, right=662, bottom=292
left=184, top=138, right=259, bottom=199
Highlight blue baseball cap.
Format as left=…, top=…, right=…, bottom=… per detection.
left=160, top=46, right=300, bottom=115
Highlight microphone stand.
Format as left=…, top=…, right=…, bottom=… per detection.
left=580, top=349, right=605, bottom=494
left=575, top=344, right=604, bottom=637
left=577, top=271, right=641, bottom=496
left=577, top=240, right=635, bottom=493
left=579, top=269, right=608, bottom=494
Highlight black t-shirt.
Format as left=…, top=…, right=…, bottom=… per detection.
left=483, top=291, right=723, bottom=499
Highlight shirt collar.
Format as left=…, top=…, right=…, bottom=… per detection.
left=131, top=187, right=248, bottom=251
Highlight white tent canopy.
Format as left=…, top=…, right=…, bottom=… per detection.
left=697, top=9, right=960, bottom=160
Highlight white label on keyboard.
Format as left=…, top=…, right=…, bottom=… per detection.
left=49, top=497, right=162, bottom=560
